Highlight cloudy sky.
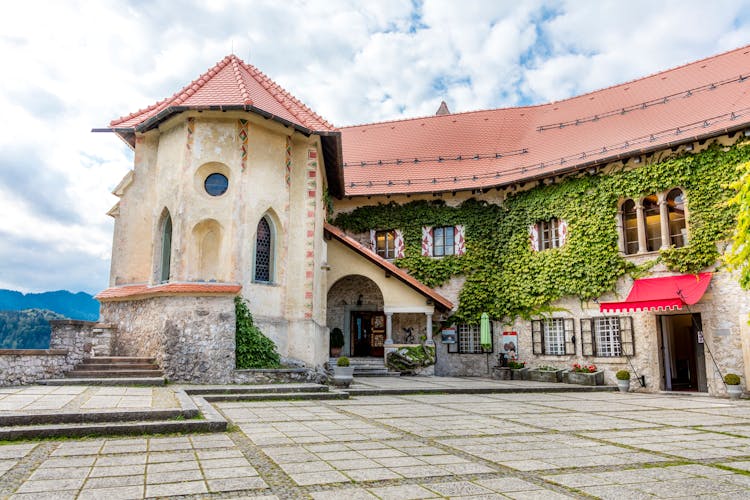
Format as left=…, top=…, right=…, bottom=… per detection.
left=1, top=0, right=749, bottom=294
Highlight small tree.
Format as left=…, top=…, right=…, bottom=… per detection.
left=235, top=296, right=280, bottom=369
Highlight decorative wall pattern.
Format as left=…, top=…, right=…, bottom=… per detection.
left=304, top=148, right=318, bottom=319
left=237, top=119, right=249, bottom=170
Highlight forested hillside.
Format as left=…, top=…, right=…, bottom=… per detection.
left=0, top=290, right=99, bottom=321
left=0, top=309, right=66, bottom=349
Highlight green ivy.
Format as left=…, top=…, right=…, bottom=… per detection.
left=334, top=139, right=749, bottom=324
left=725, top=161, right=750, bottom=290
left=235, top=296, right=281, bottom=369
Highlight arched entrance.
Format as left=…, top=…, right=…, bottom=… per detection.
left=327, top=275, right=385, bottom=357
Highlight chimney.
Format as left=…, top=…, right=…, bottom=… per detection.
left=435, top=100, right=450, bottom=116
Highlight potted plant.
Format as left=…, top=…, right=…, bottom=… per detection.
left=330, top=328, right=344, bottom=357
left=566, top=363, right=604, bottom=386
left=508, top=360, right=528, bottom=380
left=616, top=369, right=630, bottom=393
left=724, top=373, right=743, bottom=400
left=331, top=356, right=354, bottom=387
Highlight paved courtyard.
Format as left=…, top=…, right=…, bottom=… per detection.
left=2, top=387, right=750, bottom=498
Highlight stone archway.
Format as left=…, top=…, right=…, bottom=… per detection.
left=327, top=275, right=384, bottom=357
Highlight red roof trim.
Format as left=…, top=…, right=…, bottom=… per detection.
left=599, top=273, right=712, bottom=313
left=324, top=223, right=454, bottom=312
left=96, top=283, right=242, bottom=302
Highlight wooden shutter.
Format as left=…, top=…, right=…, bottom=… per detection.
left=394, top=229, right=405, bottom=258
left=528, top=224, right=540, bottom=251
left=421, top=226, right=433, bottom=256
left=369, top=229, right=377, bottom=253
left=454, top=225, right=466, bottom=256
left=558, top=219, right=569, bottom=246
left=619, top=316, right=635, bottom=356
left=531, top=320, right=543, bottom=354
left=563, top=318, right=576, bottom=355
left=580, top=318, right=594, bottom=356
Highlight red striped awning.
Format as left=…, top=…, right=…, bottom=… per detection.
left=600, top=273, right=712, bottom=313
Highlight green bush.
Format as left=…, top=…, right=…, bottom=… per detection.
left=724, top=373, right=741, bottom=385
left=616, top=370, right=630, bottom=380
left=330, top=328, right=345, bottom=348
left=336, top=356, right=350, bottom=367
left=235, top=296, right=280, bottom=369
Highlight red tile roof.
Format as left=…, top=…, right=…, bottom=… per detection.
left=324, top=223, right=453, bottom=312
left=96, top=283, right=242, bottom=301
left=341, top=44, right=750, bottom=196
left=110, top=55, right=334, bottom=133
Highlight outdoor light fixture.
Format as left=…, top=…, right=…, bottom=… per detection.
left=356, top=294, right=363, bottom=306
left=684, top=144, right=694, bottom=151
left=744, top=129, right=750, bottom=137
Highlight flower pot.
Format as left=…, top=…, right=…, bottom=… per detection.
left=511, top=367, right=528, bottom=380
left=617, top=379, right=630, bottom=393
left=331, top=366, right=354, bottom=388
left=567, top=370, right=605, bottom=386
left=727, top=384, right=742, bottom=400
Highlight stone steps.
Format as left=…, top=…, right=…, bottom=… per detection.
left=328, top=357, right=399, bottom=377
left=184, top=383, right=349, bottom=402
left=65, top=369, right=164, bottom=378
left=59, top=356, right=166, bottom=383
left=0, top=389, right=226, bottom=440
left=41, top=377, right=166, bottom=386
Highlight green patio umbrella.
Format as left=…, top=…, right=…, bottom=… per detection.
left=480, top=313, right=492, bottom=350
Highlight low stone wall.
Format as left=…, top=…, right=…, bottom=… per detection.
left=0, top=320, right=115, bottom=386
left=101, top=295, right=236, bottom=383
left=233, top=368, right=327, bottom=384
left=0, top=349, right=70, bottom=386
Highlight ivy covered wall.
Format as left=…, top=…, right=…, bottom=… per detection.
left=333, top=138, right=750, bottom=324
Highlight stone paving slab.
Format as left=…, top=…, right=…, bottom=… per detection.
left=2, top=380, right=750, bottom=499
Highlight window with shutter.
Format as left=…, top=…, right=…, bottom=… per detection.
left=580, top=319, right=594, bottom=356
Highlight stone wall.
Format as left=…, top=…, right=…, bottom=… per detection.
left=49, top=320, right=114, bottom=359
left=0, top=349, right=70, bottom=386
left=101, top=295, right=236, bottom=383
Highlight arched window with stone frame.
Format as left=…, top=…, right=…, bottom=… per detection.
left=666, top=188, right=687, bottom=247
left=620, top=199, right=639, bottom=255
left=157, top=209, right=172, bottom=283
left=253, top=215, right=275, bottom=283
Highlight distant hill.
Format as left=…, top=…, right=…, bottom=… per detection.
left=0, top=309, right=66, bottom=349
left=0, top=289, right=99, bottom=321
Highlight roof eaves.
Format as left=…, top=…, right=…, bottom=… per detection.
left=324, top=223, right=453, bottom=311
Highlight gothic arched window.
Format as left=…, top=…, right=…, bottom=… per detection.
left=667, top=188, right=687, bottom=247
left=621, top=199, right=638, bottom=255
left=254, top=216, right=274, bottom=283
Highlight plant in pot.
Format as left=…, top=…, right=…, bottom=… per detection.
left=330, top=328, right=344, bottom=357
left=331, top=356, right=354, bottom=388
left=567, top=363, right=604, bottom=386
left=615, top=370, right=631, bottom=393
left=724, top=373, right=743, bottom=400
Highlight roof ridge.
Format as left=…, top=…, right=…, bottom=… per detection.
left=543, top=43, right=750, bottom=107
left=110, top=55, right=235, bottom=126
left=340, top=103, right=543, bottom=130
left=228, top=55, right=253, bottom=105
left=239, top=59, right=335, bottom=130
left=339, top=43, right=750, bottom=131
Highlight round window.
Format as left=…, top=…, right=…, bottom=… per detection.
left=204, top=173, right=228, bottom=196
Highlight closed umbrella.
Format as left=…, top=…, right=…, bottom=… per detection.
left=480, top=313, right=492, bottom=350
left=480, top=313, right=492, bottom=376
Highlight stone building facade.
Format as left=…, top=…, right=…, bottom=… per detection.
left=93, top=47, right=750, bottom=394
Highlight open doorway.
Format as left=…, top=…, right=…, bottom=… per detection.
left=350, top=311, right=385, bottom=358
left=658, top=313, right=707, bottom=392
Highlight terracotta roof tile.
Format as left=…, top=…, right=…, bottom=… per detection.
left=96, top=283, right=242, bottom=301
left=341, top=44, right=750, bottom=196
left=110, top=55, right=333, bottom=132
left=324, top=223, right=453, bottom=312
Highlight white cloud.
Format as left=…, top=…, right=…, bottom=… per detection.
left=0, top=0, right=748, bottom=293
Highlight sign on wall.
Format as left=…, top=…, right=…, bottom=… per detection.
left=501, top=331, right=519, bottom=360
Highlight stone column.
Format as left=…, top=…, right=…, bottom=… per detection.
left=425, top=313, right=434, bottom=345
left=616, top=209, right=626, bottom=253
left=635, top=203, right=647, bottom=253
left=385, top=312, right=394, bottom=345
left=658, top=195, right=670, bottom=249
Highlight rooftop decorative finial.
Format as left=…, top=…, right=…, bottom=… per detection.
left=436, top=100, right=450, bottom=116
